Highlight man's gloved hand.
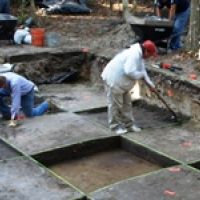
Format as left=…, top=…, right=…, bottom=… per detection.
left=8, top=120, right=17, bottom=128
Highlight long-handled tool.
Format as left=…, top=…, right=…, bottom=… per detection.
left=153, top=89, right=178, bottom=122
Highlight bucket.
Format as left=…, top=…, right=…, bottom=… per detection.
left=45, top=32, right=61, bottom=48
left=31, top=28, right=45, bottom=47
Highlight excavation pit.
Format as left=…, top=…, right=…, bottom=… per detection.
left=33, top=137, right=179, bottom=193
left=0, top=5, right=199, bottom=198
left=190, top=162, right=200, bottom=171
left=77, top=100, right=184, bottom=129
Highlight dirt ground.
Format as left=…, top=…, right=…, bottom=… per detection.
left=90, top=165, right=200, bottom=200
left=50, top=149, right=160, bottom=193
left=0, top=2, right=199, bottom=200
left=9, top=1, right=200, bottom=77
left=0, top=139, right=20, bottom=159
left=0, top=157, right=84, bottom=200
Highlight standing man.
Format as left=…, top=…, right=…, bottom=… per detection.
left=102, top=40, right=157, bottom=135
left=0, top=0, right=10, bottom=14
left=0, top=72, right=50, bottom=127
left=154, top=0, right=190, bottom=50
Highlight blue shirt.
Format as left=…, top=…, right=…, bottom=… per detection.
left=155, top=0, right=190, bottom=14
left=3, top=72, right=34, bottom=119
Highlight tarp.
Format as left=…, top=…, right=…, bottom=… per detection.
left=40, top=0, right=91, bottom=14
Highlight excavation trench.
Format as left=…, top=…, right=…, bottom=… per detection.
left=0, top=49, right=199, bottom=199
left=33, top=137, right=179, bottom=193
left=9, top=49, right=198, bottom=120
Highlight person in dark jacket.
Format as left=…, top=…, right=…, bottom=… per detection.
left=0, top=0, right=10, bottom=14
left=154, top=0, right=190, bottom=50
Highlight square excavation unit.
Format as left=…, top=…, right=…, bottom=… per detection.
left=33, top=136, right=179, bottom=193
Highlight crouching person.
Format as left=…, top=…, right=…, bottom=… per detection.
left=0, top=72, right=49, bottom=127
left=101, top=40, right=157, bottom=135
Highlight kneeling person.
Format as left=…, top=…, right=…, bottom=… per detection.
left=0, top=72, right=49, bottom=127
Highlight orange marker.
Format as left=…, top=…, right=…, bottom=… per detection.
left=16, top=114, right=26, bottom=120
left=167, top=89, right=174, bottom=97
left=168, top=167, right=181, bottom=173
left=189, top=72, right=197, bottom=80
left=181, top=141, right=192, bottom=148
left=164, top=190, right=176, bottom=197
left=82, top=48, right=89, bottom=53
left=83, top=95, right=91, bottom=100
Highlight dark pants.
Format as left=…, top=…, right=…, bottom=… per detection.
left=0, top=0, right=10, bottom=14
left=0, top=88, right=48, bottom=119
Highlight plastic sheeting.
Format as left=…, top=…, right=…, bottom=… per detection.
left=40, top=0, right=91, bottom=14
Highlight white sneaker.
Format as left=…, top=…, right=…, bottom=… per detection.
left=130, top=125, right=141, bottom=132
left=115, top=127, right=128, bottom=135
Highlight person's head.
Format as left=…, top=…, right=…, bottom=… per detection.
left=142, top=40, right=157, bottom=59
left=0, top=76, right=7, bottom=88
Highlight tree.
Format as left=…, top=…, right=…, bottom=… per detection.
left=122, top=0, right=138, bottom=22
left=186, top=0, right=200, bottom=51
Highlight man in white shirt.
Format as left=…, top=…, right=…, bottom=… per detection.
left=101, top=40, right=157, bottom=135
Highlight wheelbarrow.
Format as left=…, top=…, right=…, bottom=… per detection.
left=129, top=16, right=174, bottom=51
left=0, top=14, right=18, bottom=41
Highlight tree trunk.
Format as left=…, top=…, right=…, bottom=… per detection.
left=30, top=0, right=36, bottom=11
left=186, top=0, right=200, bottom=51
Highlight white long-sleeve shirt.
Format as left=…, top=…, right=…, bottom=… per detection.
left=2, top=72, right=34, bottom=119
left=101, top=43, right=155, bottom=93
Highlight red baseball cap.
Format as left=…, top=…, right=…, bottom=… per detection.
left=142, top=40, right=157, bottom=57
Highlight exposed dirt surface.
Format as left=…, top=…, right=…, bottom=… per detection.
left=79, top=100, right=181, bottom=129
left=1, top=1, right=199, bottom=81
left=0, top=139, right=20, bottom=159
left=0, top=2, right=199, bottom=200
left=50, top=148, right=161, bottom=193
left=0, top=158, right=84, bottom=200
left=0, top=83, right=198, bottom=163
left=37, top=1, right=199, bottom=77
left=8, top=1, right=199, bottom=80
left=90, top=165, right=200, bottom=200
left=38, top=83, right=106, bottom=112
left=0, top=112, right=109, bottom=155
left=127, top=121, right=200, bottom=163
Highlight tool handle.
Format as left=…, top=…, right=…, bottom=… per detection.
left=153, top=90, right=178, bottom=119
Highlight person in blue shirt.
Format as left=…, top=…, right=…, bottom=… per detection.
left=154, top=0, right=190, bottom=50
left=0, top=72, right=50, bottom=127
left=0, top=0, right=10, bottom=14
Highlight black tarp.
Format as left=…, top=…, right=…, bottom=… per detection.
left=0, top=14, right=17, bottom=40
left=38, top=0, right=91, bottom=14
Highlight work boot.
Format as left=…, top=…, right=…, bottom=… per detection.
left=47, top=99, right=59, bottom=113
left=115, top=127, right=128, bottom=135
left=129, top=124, right=141, bottom=132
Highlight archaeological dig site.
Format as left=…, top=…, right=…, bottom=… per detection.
left=0, top=0, right=199, bottom=199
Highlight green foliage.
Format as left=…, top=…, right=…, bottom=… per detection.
left=18, top=1, right=28, bottom=24
left=12, top=0, right=32, bottom=24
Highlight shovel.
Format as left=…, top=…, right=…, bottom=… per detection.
left=153, top=89, right=178, bottom=122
